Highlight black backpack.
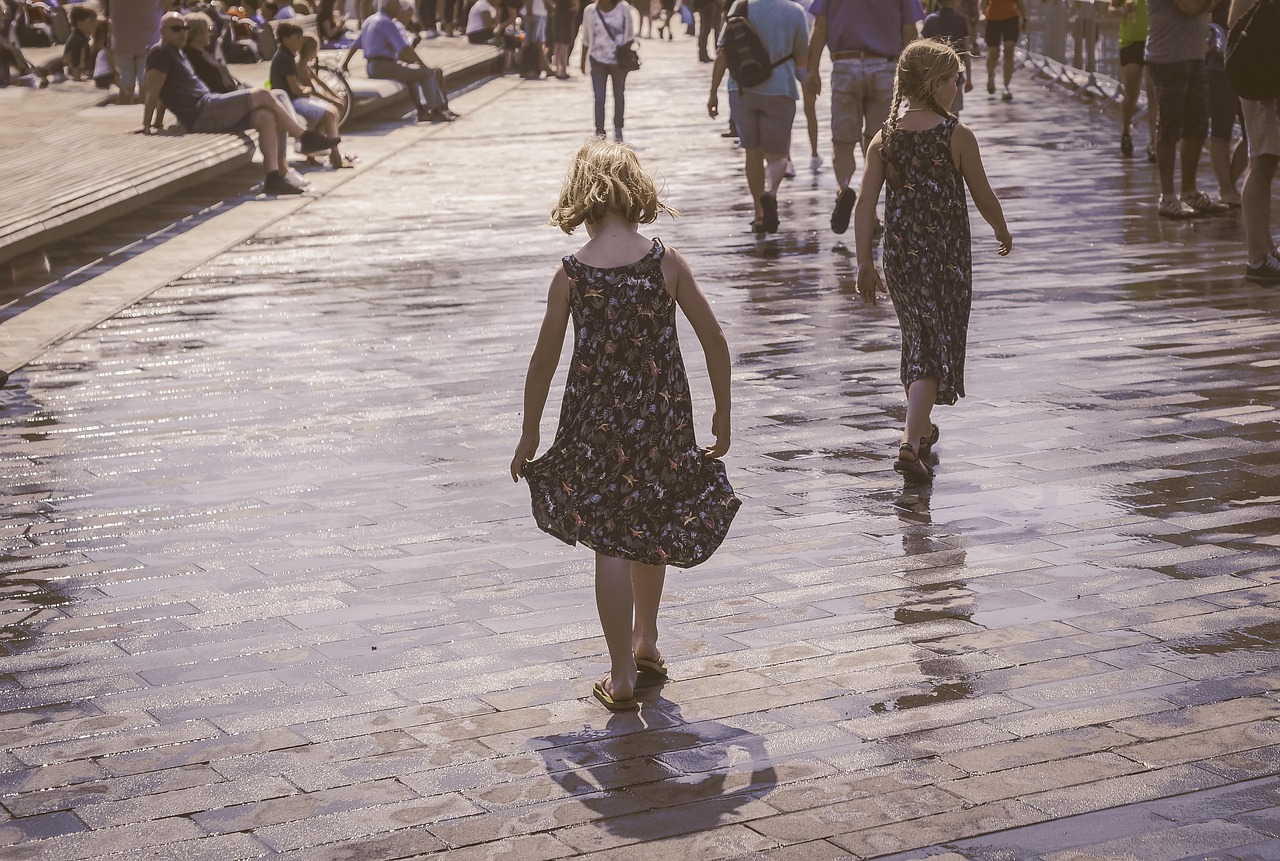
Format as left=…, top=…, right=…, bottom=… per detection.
left=722, top=0, right=788, bottom=89
left=1226, top=0, right=1280, bottom=101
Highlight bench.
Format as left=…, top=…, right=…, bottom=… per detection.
left=0, top=89, right=252, bottom=266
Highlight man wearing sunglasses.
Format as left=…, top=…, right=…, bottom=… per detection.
left=142, top=11, right=340, bottom=195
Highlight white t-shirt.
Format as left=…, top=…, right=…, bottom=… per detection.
left=467, top=0, right=496, bottom=33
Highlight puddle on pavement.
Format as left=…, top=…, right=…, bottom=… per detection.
left=1168, top=622, right=1280, bottom=657
left=870, top=680, right=975, bottom=714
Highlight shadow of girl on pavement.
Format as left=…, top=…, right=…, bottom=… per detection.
left=529, top=694, right=779, bottom=839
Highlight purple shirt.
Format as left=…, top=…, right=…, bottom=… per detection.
left=811, top=0, right=924, bottom=56
left=110, top=0, right=163, bottom=56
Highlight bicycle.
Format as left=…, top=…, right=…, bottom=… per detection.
left=310, top=59, right=353, bottom=127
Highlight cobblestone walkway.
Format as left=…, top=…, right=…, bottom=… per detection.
left=1, top=39, right=1278, bottom=861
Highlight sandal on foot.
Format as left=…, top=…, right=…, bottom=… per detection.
left=894, top=443, right=934, bottom=484
left=592, top=677, right=638, bottom=711
left=635, top=655, right=668, bottom=678
left=918, top=424, right=940, bottom=459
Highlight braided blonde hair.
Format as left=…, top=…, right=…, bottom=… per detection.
left=550, top=139, right=678, bottom=234
left=882, top=39, right=962, bottom=161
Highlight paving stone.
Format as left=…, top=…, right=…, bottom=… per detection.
left=1120, top=721, right=1280, bottom=769
left=828, top=799, right=1051, bottom=858
left=1, top=40, right=1279, bottom=861
left=2, top=763, right=224, bottom=818
left=1041, top=819, right=1269, bottom=861
left=943, top=726, right=1136, bottom=775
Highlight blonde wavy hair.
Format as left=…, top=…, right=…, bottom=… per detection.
left=883, top=39, right=962, bottom=157
left=550, top=139, right=677, bottom=234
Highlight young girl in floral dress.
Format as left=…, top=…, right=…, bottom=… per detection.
left=853, top=39, right=1013, bottom=484
left=512, top=140, right=741, bottom=711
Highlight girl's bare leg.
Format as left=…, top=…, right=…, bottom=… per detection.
left=630, top=561, right=665, bottom=662
left=595, top=552, right=637, bottom=699
left=902, top=378, right=939, bottom=451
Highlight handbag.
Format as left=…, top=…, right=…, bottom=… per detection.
left=596, top=7, right=639, bottom=71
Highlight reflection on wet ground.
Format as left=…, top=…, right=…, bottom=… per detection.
left=0, top=40, right=1277, bottom=860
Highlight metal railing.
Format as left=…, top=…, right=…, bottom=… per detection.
left=1019, top=0, right=1140, bottom=109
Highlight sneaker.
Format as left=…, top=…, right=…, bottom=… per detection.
left=1120, top=132, right=1133, bottom=158
left=760, top=191, right=779, bottom=234
left=284, top=167, right=310, bottom=188
left=831, top=185, right=856, bottom=234
left=1180, top=190, right=1230, bottom=215
left=425, top=27, right=439, bottom=38
left=299, top=129, right=340, bottom=151
left=263, top=171, right=304, bottom=196
left=809, top=153, right=823, bottom=172
left=1001, top=86, right=1013, bottom=102
left=1158, top=194, right=1196, bottom=219
left=442, top=108, right=461, bottom=120
left=1244, top=255, right=1280, bottom=285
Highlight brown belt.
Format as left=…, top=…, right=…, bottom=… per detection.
left=831, top=50, right=896, bottom=61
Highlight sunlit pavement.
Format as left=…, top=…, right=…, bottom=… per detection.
left=1, top=37, right=1278, bottom=861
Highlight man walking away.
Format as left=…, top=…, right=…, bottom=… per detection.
left=804, top=0, right=923, bottom=234
left=708, top=0, right=809, bottom=234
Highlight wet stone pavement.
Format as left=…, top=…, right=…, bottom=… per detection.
left=2, top=39, right=1279, bottom=861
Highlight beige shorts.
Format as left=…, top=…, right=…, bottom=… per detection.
left=830, top=58, right=896, bottom=145
left=1242, top=98, right=1280, bottom=159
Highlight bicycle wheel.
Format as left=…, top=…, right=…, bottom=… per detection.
left=313, top=61, right=353, bottom=127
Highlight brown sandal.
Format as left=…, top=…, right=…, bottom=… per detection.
left=894, top=443, right=934, bottom=484
left=918, top=424, right=939, bottom=459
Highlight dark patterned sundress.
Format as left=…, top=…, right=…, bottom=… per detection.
left=882, top=114, right=972, bottom=406
left=523, top=237, right=741, bottom=568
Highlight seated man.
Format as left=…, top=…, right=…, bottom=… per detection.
left=341, top=0, right=457, bottom=122
left=143, top=11, right=339, bottom=195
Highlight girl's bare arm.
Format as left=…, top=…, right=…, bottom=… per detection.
left=854, top=132, right=888, bottom=303
left=954, top=123, right=1013, bottom=255
left=666, top=248, right=732, bottom=458
left=511, top=269, right=572, bottom=480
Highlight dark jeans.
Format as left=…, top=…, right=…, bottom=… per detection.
left=590, top=57, right=627, bottom=133
left=440, top=0, right=459, bottom=27
left=416, top=0, right=437, bottom=29
left=695, top=0, right=720, bottom=59
left=1148, top=59, right=1208, bottom=144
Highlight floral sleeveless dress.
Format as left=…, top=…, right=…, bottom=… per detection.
left=523, top=238, right=741, bottom=568
left=881, top=114, right=972, bottom=406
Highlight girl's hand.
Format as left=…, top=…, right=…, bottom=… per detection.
left=704, top=410, right=730, bottom=459
left=996, top=230, right=1013, bottom=256
left=857, top=263, right=884, bottom=305
left=511, top=432, right=539, bottom=481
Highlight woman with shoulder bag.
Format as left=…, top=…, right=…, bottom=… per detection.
left=580, top=0, right=636, bottom=141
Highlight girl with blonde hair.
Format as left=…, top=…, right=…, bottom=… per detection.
left=512, top=139, right=740, bottom=711
left=854, top=39, right=1013, bottom=484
